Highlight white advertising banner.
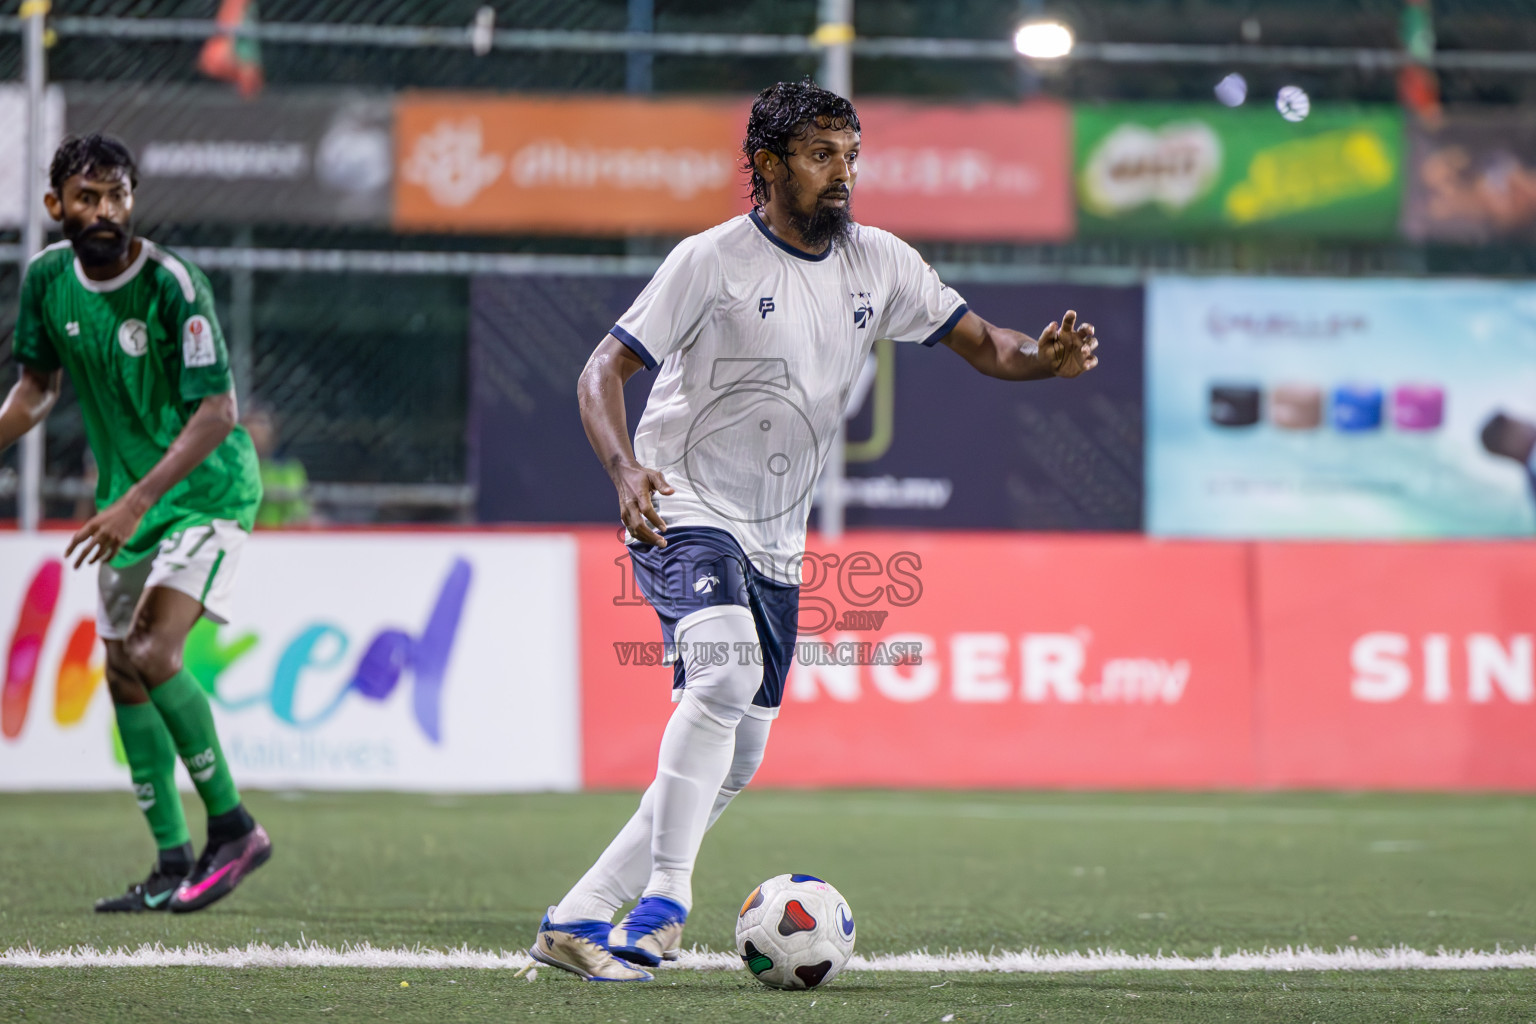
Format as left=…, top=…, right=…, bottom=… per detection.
left=0, top=86, right=65, bottom=229
left=0, top=532, right=580, bottom=791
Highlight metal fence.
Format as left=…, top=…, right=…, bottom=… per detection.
left=6, top=1, right=1536, bottom=528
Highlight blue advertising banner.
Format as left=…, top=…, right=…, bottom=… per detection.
left=1147, top=277, right=1536, bottom=537
left=469, top=274, right=656, bottom=524
left=839, top=282, right=1143, bottom=531
left=470, top=275, right=1145, bottom=530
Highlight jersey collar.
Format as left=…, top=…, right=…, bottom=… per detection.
left=72, top=239, right=151, bottom=294
left=749, top=209, right=834, bottom=263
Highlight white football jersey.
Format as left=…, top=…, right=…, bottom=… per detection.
left=611, top=211, right=967, bottom=583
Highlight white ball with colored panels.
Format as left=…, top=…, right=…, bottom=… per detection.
left=1276, top=85, right=1311, bottom=122
left=735, top=873, right=856, bottom=990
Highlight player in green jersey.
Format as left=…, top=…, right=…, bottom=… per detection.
left=0, top=134, right=271, bottom=913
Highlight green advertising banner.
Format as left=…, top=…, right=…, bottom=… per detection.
left=1074, top=105, right=1405, bottom=238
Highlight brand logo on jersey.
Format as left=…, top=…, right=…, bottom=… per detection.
left=694, top=573, right=721, bottom=594
left=851, top=291, right=874, bottom=329
left=65, top=321, right=80, bottom=337
left=758, top=297, right=775, bottom=319
left=183, top=315, right=216, bottom=368
left=117, top=319, right=149, bottom=357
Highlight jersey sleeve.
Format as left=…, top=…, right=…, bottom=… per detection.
left=610, top=233, right=720, bottom=369
left=159, top=260, right=233, bottom=403
left=11, top=261, right=61, bottom=372
left=878, top=233, right=969, bottom=347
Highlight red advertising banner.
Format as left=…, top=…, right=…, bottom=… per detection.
left=1256, top=543, right=1536, bottom=789
left=853, top=100, right=1073, bottom=242
left=580, top=530, right=1255, bottom=789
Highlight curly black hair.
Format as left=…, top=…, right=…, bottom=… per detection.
left=50, top=133, right=138, bottom=194
left=741, top=79, right=860, bottom=207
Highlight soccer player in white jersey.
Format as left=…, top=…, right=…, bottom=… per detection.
left=527, top=80, right=1099, bottom=981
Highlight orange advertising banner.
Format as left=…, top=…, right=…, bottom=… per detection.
left=393, top=93, right=750, bottom=234
left=394, top=93, right=1075, bottom=241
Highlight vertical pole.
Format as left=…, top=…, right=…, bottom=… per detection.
left=19, top=0, right=49, bottom=532
left=230, top=227, right=255, bottom=411
left=816, top=0, right=852, bottom=540
left=625, top=0, right=653, bottom=94
left=622, top=0, right=654, bottom=259
left=816, top=0, right=853, bottom=98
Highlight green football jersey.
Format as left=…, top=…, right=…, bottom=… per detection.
left=11, top=239, right=262, bottom=567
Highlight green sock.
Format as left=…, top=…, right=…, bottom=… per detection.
left=112, top=701, right=191, bottom=851
left=149, top=668, right=241, bottom=817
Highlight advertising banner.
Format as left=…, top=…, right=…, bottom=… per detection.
left=1147, top=276, right=1536, bottom=538
left=579, top=529, right=1255, bottom=789
left=394, top=94, right=749, bottom=234
left=840, top=281, right=1143, bottom=530
left=1074, top=104, right=1404, bottom=238
left=470, top=276, right=1144, bottom=530
left=0, top=533, right=579, bottom=791
left=0, top=86, right=65, bottom=229
left=67, top=87, right=393, bottom=226
left=469, top=274, right=657, bottom=523
left=1256, top=542, right=1536, bottom=789
left=853, top=100, right=1072, bottom=242
left=396, top=94, right=1071, bottom=240
left=1404, top=111, right=1536, bottom=242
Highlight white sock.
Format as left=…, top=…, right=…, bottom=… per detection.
left=643, top=606, right=762, bottom=912
left=549, top=714, right=772, bottom=923
left=707, top=713, right=771, bottom=830
left=550, top=785, right=657, bottom=924
left=644, top=694, right=735, bottom=910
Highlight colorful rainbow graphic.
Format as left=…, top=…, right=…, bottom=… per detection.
left=3, top=560, right=62, bottom=739
left=54, top=619, right=104, bottom=726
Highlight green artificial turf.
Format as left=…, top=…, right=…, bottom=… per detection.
left=3, top=790, right=1535, bottom=1023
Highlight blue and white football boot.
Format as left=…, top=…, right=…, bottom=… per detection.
left=527, top=908, right=654, bottom=981
left=609, top=895, right=688, bottom=967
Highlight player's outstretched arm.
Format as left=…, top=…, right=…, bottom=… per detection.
left=66, top=391, right=238, bottom=568
left=0, top=367, right=62, bottom=453
left=938, top=309, right=1099, bottom=381
left=577, top=335, right=674, bottom=548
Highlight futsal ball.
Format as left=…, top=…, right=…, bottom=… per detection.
left=1276, top=85, right=1311, bottom=122
left=735, top=873, right=856, bottom=990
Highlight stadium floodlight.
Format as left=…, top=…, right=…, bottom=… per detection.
left=1013, top=20, right=1073, bottom=60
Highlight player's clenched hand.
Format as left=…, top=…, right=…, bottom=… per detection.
left=613, top=462, right=674, bottom=548
left=1039, top=309, right=1099, bottom=379
left=66, top=494, right=149, bottom=569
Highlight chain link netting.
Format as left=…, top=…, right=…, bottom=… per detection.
left=5, top=1, right=1536, bottom=522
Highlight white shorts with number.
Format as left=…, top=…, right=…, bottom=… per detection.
left=96, top=519, right=248, bottom=641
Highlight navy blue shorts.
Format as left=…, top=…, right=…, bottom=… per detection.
left=628, top=526, right=800, bottom=715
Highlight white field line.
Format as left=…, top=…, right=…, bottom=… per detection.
left=4, top=943, right=1536, bottom=972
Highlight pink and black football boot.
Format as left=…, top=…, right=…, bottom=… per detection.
left=169, top=824, right=272, bottom=913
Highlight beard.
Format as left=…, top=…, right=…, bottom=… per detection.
left=63, top=214, right=132, bottom=268
left=781, top=172, right=852, bottom=249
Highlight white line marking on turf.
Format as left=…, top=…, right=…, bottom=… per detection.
left=4, top=944, right=1536, bottom=972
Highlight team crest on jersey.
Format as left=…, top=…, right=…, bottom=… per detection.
left=117, top=319, right=149, bottom=357
left=183, top=315, right=216, bottom=368
left=851, top=291, right=875, bottom=329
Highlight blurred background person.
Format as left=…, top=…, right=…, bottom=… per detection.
left=242, top=404, right=314, bottom=528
